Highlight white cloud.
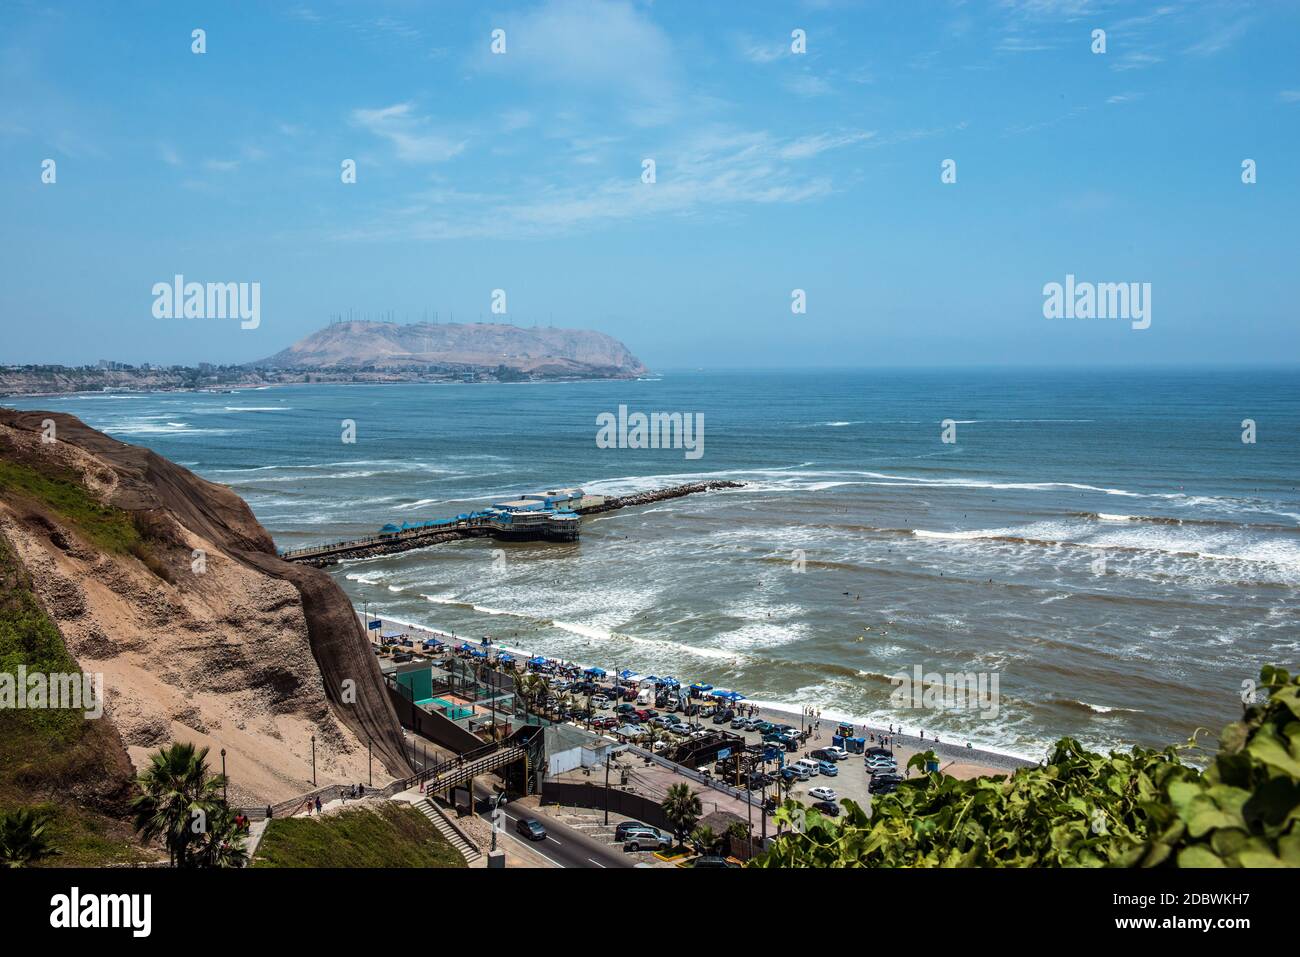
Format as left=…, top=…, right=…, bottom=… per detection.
left=335, top=126, right=875, bottom=242
left=350, top=102, right=466, bottom=163
left=484, top=0, right=677, bottom=123
left=784, top=73, right=833, bottom=97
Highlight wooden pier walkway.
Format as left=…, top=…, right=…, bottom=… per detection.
left=280, top=480, right=744, bottom=567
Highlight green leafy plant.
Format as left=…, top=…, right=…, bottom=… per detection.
left=0, top=807, right=58, bottom=867
left=661, top=782, right=702, bottom=849
left=130, top=742, right=238, bottom=868
left=754, top=665, right=1299, bottom=868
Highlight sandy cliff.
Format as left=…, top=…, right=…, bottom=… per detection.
left=0, top=410, right=412, bottom=805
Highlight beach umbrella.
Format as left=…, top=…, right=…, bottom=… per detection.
left=619, top=669, right=636, bottom=680
left=528, top=656, right=547, bottom=665
left=584, top=667, right=606, bottom=677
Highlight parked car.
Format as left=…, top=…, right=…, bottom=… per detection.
left=808, top=786, right=838, bottom=802
left=515, top=818, right=547, bottom=841
left=615, top=820, right=651, bottom=841
left=813, top=746, right=850, bottom=761
left=753, top=722, right=776, bottom=735
left=689, top=856, right=741, bottom=868
left=816, top=761, right=838, bottom=776
left=712, top=708, right=735, bottom=725
left=811, top=800, right=842, bottom=817
left=744, top=717, right=765, bottom=731
left=780, top=765, right=810, bottom=782
left=591, top=694, right=610, bottom=708
left=615, top=703, right=636, bottom=714
left=730, top=716, right=749, bottom=729
left=622, top=826, right=672, bottom=852
left=792, top=759, right=821, bottom=778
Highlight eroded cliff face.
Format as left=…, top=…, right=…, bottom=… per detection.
left=0, top=410, right=412, bottom=805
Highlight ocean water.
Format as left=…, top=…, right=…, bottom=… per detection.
left=10, top=369, right=1298, bottom=761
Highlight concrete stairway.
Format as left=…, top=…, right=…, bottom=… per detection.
left=414, top=797, right=482, bottom=864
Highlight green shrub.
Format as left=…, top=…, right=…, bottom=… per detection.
left=754, top=665, right=1299, bottom=868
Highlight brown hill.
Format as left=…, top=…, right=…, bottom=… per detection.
left=0, top=409, right=412, bottom=807
left=253, top=320, right=647, bottom=377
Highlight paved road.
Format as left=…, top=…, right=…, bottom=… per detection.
left=469, top=785, right=631, bottom=869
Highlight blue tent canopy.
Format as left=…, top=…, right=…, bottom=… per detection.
left=584, top=667, right=606, bottom=677
left=711, top=690, right=746, bottom=701
left=528, top=656, right=548, bottom=666
left=459, top=643, right=475, bottom=652
left=423, top=638, right=445, bottom=648
left=497, top=653, right=514, bottom=663
left=470, top=649, right=488, bottom=658
left=660, top=676, right=680, bottom=687
left=690, top=683, right=713, bottom=693
left=619, top=669, right=636, bottom=679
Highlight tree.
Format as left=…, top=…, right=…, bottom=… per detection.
left=726, top=820, right=750, bottom=856
left=661, top=783, right=702, bottom=849
left=690, top=824, right=719, bottom=855
left=0, top=808, right=58, bottom=868
left=131, top=742, right=229, bottom=868
left=754, top=665, right=1300, bottom=868
left=192, top=802, right=248, bottom=869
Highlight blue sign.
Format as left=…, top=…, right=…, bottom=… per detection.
left=762, top=747, right=780, bottom=762
left=717, top=748, right=731, bottom=760
left=367, top=620, right=382, bottom=630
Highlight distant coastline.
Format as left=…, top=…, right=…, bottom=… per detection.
left=0, top=363, right=646, bottom=398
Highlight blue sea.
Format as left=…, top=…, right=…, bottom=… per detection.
left=11, top=369, right=1299, bottom=761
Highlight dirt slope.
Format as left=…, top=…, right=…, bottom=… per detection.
left=0, top=409, right=412, bottom=804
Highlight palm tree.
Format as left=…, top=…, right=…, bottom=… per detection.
left=131, top=742, right=228, bottom=867
left=661, top=783, right=702, bottom=850
left=689, top=824, right=719, bottom=855
left=0, top=808, right=58, bottom=868
left=193, top=802, right=248, bottom=868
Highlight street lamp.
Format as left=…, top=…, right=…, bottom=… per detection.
left=220, top=748, right=227, bottom=803
left=490, top=790, right=508, bottom=852
left=311, top=735, right=317, bottom=787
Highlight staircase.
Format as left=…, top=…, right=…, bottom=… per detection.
left=414, top=798, right=482, bottom=864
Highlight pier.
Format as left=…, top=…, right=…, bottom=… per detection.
left=280, top=480, right=744, bottom=566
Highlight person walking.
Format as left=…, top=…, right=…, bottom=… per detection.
left=315, top=795, right=323, bottom=815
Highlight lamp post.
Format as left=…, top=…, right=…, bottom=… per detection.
left=604, top=754, right=612, bottom=825
left=490, top=790, right=508, bottom=852
left=220, top=748, right=227, bottom=803
left=311, top=735, right=317, bottom=787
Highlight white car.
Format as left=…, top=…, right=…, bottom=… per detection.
left=792, top=759, right=821, bottom=777
left=821, top=746, right=851, bottom=761
left=809, top=786, right=838, bottom=802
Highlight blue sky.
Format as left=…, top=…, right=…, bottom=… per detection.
left=1, top=0, right=1297, bottom=369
